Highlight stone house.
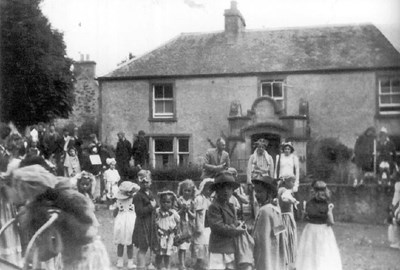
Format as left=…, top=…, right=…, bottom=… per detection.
left=98, top=2, right=400, bottom=173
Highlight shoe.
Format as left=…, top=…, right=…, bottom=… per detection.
left=127, top=259, right=136, bottom=269
left=116, top=257, right=124, bottom=268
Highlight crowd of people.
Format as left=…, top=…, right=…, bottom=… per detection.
left=1, top=122, right=399, bottom=270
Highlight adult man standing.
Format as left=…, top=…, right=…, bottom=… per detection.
left=377, top=127, right=397, bottom=185
left=116, top=131, right=132, bottom=180
left=201, top=137, right=230, bottom=179
left=132, top=130, right=148, bottom=167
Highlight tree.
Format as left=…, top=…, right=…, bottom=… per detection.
left=0, top=0, right=74, bottom=130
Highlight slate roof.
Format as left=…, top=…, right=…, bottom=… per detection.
left=102, top=24, right=400, bottom=79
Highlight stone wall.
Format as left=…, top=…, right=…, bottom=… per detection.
left=296, top=183, right=393, bottom=224
left=56, top=60, right=99, bottom=128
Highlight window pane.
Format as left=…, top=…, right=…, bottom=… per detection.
left=393, top=94, right=400, bottom=104
left=261, top=83, right=272, bottom=96
left=155, top=154, right=174, bottom=168
left=272, top=82, right=283, bottom=98
left=154, top=85, right=164, bottom=98
left=154, top=101, right=164, bottom=113
left=381, top=79, right=390, bottom=93
left=164, top=101, right=174, bottom=113
left=393, top=79, right=400, bottom=93
left=179, top=154, right=189, bottom=166
left=178, top=138, right=189, bottom=152
left=380, top=95, right=391, bottom=104
left=154, top=138, right=173, bottom=152
left=164, top=84, right=173, bottom=98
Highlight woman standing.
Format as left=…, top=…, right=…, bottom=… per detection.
left=274, top=142, right=300, bottom=192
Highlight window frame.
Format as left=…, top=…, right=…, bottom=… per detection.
left=377, top=76, right=400, bottom=115
left=260, top=79, right=285, bottom=101
left=149, top=135, right=191, bottom=168
left=257, top=76, right=287, bottom=112
left=149, top=81, right=177, bottom=122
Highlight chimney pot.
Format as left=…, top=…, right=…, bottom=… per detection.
left=86, top=54, right=90, bottom=61
left=231, top=1, right=237, bottom=10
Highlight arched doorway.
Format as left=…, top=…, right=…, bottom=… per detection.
left=251, top=133, right=281, bottom=163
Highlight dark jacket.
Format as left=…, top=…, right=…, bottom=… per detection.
left=116, top=139, right=132, bottom=160
left=207, top=199, right=244, bottom=254
left=132, top=189, right=158, bottom=251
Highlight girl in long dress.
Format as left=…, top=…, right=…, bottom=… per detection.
left=113, top=181, right=140, bottom=269
left=297, top=180, right=342, bottom=270
left=278, top=176, right=299, bottom=269
left=274, top=142, right=300, bottom=192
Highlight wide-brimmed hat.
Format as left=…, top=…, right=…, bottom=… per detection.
left=116, top=181, right=140, bottom=200
left=380, top=127, right=388, bottom=134
left=251, top=174, right=275, bottom=187
left=209, top=171, right=240, bottom=191
left=254, top=139, right=269, bottom=149
left=281, top=142, right=294, bottom=152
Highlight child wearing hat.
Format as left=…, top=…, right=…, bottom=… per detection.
left=207, top=171, right=246, bottom=270
left=252, top=175, right=287, bottom=270
left=296, top=181, right=342, bottom=270
left=113, top=181, right=140, bottom=269
left=104, top=158, right=121, bottom=209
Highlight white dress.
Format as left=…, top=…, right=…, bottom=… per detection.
left=113, top=197, right=136, bottom=245
left=103, top=168, right=120, bottom=199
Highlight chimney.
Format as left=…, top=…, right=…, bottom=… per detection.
left=224, top=1, right=246, bottom=35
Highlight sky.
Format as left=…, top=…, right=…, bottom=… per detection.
left=40, top=0, right=400, bottom=77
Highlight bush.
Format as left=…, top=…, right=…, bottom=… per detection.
left=148, top=165, right=202, bottom=182
left=307, top=137, right=353, bottom=183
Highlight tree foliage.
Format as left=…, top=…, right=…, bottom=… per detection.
left=0, top=0, right=74, bottom=129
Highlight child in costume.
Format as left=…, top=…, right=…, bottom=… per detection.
left=193, top=178, right=214, bottom=270
left=114, top=181, right=140, bottom=269
left=155, top=190, right=180, bottom=270
left=176, top=179, right=196, bottom=270
left=104, top=158, right=120, bottom=209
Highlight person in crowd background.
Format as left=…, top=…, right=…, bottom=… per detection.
left=132, top=130, right=148, bottom=168
left=388, top=165, right=400, bottom=249
left=296, top=180, right=342, bottom=270
left=132, top=170, right=158, bottom=270
left=377, top=127, right=397, bottom=185
left=193, top=178, right=214, bottom=270
left=207, top=171, right=246, bottom=270
left=247, top=139, right=274, bottom=184
left=104, top=158, right=121, bottom=209
left=63, top=146, right=81, bottom=178
left=116, top=132, right=132, bottom=180
left=252, top=175, right=287, bottom=270
left=176, top=179, right=196, bottom=270
left=70, top=126, right=83, bottom=161
left=354, top=127, right=376, bottom=184
left=113, top=181, right=140, bottom=269
left=201, top=138, right=230, bottom=179
left=154, top=190, right=180, bottom=270
left=278, top=175, right=299, bottom=269
left=275, top=142, right=300, bottom=192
